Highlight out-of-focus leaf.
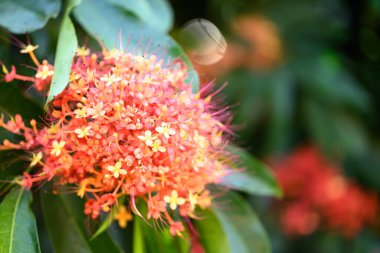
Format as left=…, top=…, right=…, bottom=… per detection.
left=194, top=209, right=229, bottom=253
left=212, top=191, right=271, bottom=253
left=107, top=0, right=173, bottom=33
left=221, top=70, right=275, bottom=142
left=297, top=55, right=370, bottom=113
left=133, top=217, right=145, bottom=253
left=344, top=148, right=380, bottom=193
left=139, top=218, right=189, bottom=253
left=46, top=0, right=81, bottom=104
left=265, top=68, right=295, bottom=154
left=351, top=230, right=380, bottom=253
left=0, top=0, right=61, bottom=34
left=304, top=98, right=368, bottom=155
left=57, top=194, right=123, bottom=253
left=73, top=0, right=199, bottom=92
left=262, top=0, right=347, bottom=51
left=40, top=192, right=122, bottom=253
left=91, top=210, right=115, bottom=240
left=40, top=192, right=92, bottom=253
left=134, top=200, right=189, bottom=253
left=220, top=145, right=282, bottom=198
left=91, top=195, right=125, bottom=240
left=0, top=186, right=41, bottom=253
left=87, top=228, right=123, bottom=253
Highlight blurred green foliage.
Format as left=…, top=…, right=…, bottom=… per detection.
left=169, top=0, right=380, bottom=252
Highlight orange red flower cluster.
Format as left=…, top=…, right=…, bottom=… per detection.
left=0, top=45, right=230, bottom=236
left=273, top=147, right=378, bottom=237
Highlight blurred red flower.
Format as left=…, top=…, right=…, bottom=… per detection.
left=273, top=146, right=378, bottom=237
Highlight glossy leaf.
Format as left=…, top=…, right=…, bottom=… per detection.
left=0, top=186, right=41, bottom=253
left=140, top=220, right=188, bottom=253
left=73, top=0, right=199, bottom=92
left=212, top=192, right=271, bottom=253
left=220, top=144, right=282, bottom=197
left=0, top=0, right=60, bottom=34
left=194, top=209, right=229, bottom=253
left=133, top=217, right=145, bottom=253
left=134, top=200, right=189, bottom=253
left=107, top=0, right=173, bottom=33
left=40, top=192, right=122, bottom=253
left=46, top=0, right=81, bottom=104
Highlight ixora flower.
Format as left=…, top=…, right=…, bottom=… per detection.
left=273, top=146, right=378, bottom=237
left=0, top=44, right=231, bottom=237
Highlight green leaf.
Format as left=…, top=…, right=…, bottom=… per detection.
left=265, top=68, right=295, bottom=154
left=296, top=54, right=369, bottom=113
left=40, top=192, right=92, bottom=253
left=139, top=219, right=188, bottom=253
left=0, top=0, right=60, bottom=34
left=40, top=192, right=122, bottom=253
left=46, top=0, right=81, bottom=104
left=90, top=210, right=115, bottom=240
left=212, top=192, right=271, bottom=253
left=73, top=0, right=199, bottom=92
left=220, top=144, right=282, bottom=197
left=106, top=0, right=173, bottom=33
left=88, top=232, right=123, bottom=253
left=0, top=186, right=41, bottom=253
left=303, top=98, right=368, bottom=155
left=144, top=222, right=191, bottom=253
left=91, top=195, right=126, bottom=240
left=194, top=209, right=229, bottom=253
left=133, top=199, right=189, bottom=253
left=61, top=194, right=123, bottom=253
left=133, top=217, right=145, bottom=253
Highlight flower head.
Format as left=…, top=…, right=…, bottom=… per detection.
left=107, top=161, right=127, bottom=178
left=74, top=126, right=92, bottom=138
left=51, top=140, right=65, bottom=156
left=0, top=46, right=231, bottom=235
left=137, top=130, right=157, bottom=146
left=114, top=205, right=133, bottom=228
left=30, top=152, right=43, bottom=167
left=164, top=190, right=185, bottom=210
left=151, top=139, right=166, bottom=153
left=156, top=122, right=176, bottom=138
left=20, top=44, right=39, bottom=54
left=35, top=60, right=54, bottom=80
